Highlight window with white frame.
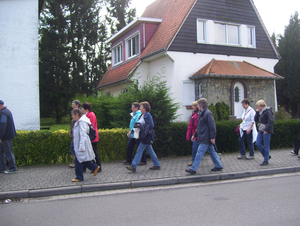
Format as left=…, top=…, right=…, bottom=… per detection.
left=247, top=26, right=255, bottom=47
left=112, top=43, right=123, bottom=66
left=214, top=22, right=239, bottom=45
left=182, top=81, right=195, bottom=106
left=126, top=33, right=140, bottom=59
left=197, top=20, right=206, bottom=43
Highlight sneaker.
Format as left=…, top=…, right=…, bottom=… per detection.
left=237, top=155, right=246, bottom=159
left=68, top=159, right=75, bottom=168
left=260, top=161, right=268, bottom=166
left=5, top=169, right=18, bottom=174
left=188, top=162, right=193, bottom=166
left=149, top=166, right=161, bottom=170
left=291, top=150, right=297, bottom=155
left=246, top=156, right=255, bottom=160
left=211, top=167, right=223, bottom=171
left=126, top=166, right=136, bottom=173
left=185, top=169, right=196, bottom=174
left=122, top=160, right=131, bottom=165
left=138, top=162, right=147, bottom=166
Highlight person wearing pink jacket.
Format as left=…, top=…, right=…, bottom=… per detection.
left=186, top=101, right=199, bottom=166
left=82, top=102, right=101, bottom=172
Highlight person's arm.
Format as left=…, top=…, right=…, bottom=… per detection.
left=186, top=117, right=194, bottom=141
left=78, top=121, right=87, bottom=152
left=147, top=113, right=154, bottom=129
left=0, top=114, right=8, bottom=141
left=264, top=110, right=274, bottom=134
left=207, top=111, right=216, bottom=144
left=247, top=110, right=255, bottom=134
left=254, top=111, right=260, bottom=123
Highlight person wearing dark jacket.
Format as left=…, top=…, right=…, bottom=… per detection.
left=126, top=102, right=160, bottom=173
left=0, top=100, right=18, bottom=173
left=291, top=119, right=300, bottom=158
left=255, top=100, right=274, bottom=166
left=186, top=98, right=223, bottom=174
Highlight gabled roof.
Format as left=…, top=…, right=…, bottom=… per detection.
left=97, top=0, right=196, bottom=89
left=190, top=59, right=283, bottom=80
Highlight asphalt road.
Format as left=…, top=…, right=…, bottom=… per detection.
left=1, top=173, right=300, bottom=226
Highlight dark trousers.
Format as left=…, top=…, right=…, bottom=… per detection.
left=293, top=134, right=300, bottom=155
left=92, top=142, right=101, bottom=168
left=126, top=138, right=147, bottom=163
left=0, top=140, right=17, bottom=171
left=75, top=157, right=98, bottom=181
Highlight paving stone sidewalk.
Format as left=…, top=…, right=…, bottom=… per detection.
left=1, top=149, right=300, bottom=199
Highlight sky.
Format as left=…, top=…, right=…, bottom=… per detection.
left=131, top=0, right=300, bottom=36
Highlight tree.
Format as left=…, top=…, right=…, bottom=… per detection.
left=275, top=11, right=300, bottom=117
left=106, top=0, right=136, bottom=33
left=39, top=0, right=109, bottom=122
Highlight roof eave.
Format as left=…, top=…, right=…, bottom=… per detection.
left=106, top=17, right=163, bottom=44
left=190, top=74, right=284, bottom=80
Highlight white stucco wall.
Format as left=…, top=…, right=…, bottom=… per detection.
left=0, top=0, right=40, bottom=130
left=133, top=51, right=279, bottom=122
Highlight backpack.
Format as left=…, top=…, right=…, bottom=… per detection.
left=85, top=122, right=96, bottom=141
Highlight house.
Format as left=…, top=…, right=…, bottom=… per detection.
left=0, top=0, right=44, bottom=130
left=97, top=0, right=283, bottom=121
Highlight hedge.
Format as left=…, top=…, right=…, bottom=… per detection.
left=12, top=120, right=299, bottom=166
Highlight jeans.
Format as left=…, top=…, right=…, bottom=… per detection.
left=0, top=140, right=17, bottom=171
left=256, top=132, right=272, bottom=162
left=70, top=140, right=75, bottom=156
left=293, top=134, right=300, bottom=155
left=126, top=138, right=147, bottom=163
left=192, top=140, right=199, bottom=162
left=75, top=157, right=99, bottom=181
left=190, top=143, right=223, bottom=171
left=238, top=130, right=254, bottom=156
left=132, top=142, right=160, bottom=169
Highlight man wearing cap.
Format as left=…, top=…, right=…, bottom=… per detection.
left=0, top=100, right=18, bottom=173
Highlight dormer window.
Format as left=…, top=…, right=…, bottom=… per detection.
left=126, top=32, right=140, bottom=59
left=112, top=43, right=123, bottom=66
left=214, top=23, right=239, bottom=45
left=197, top=20, right=206, bottom=43
left=247, top=26, right=255, bottom=47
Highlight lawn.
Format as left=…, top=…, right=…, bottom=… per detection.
left=41, top=117, right=70, bottom=131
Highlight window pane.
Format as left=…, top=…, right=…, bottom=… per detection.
left=120, top=45, right=123, bottom=61
left=113, top=49, right=117, bottom=64
left=228, top=25, right=239, bottom=44
left=198, top=21, right=204, bottom=41
left=132, top=37, right=136, bottom=55
left=215, top=23, right=226, bottom=43
left=135, top=35, right=139, bottom=54
left=128, top=40, right=132, bottom=57
left=117, top=46, right=120, bottom=62
left=248, top=27, right=253, bottom=45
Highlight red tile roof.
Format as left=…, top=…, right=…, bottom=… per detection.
left=191, top=59, right=283, bottom=80
left=97, top=0, right=196, bottom=89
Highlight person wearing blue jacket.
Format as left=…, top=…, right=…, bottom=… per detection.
left=123, top=102, right=147, bottom=165
left=0, top=100, right=18, bottom=173
left=126, top=102, right=160, bottom=173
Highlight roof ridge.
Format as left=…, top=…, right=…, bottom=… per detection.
left=205, top=58, right=215, bottom=74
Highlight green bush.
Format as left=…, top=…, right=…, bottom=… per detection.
left=208, top=103, right=218, bottom=121
left=12, top=120, right=299, bottom=166
left=275, top=108, right=292, bottom=120
left=215, top=102, right=230, bottom=121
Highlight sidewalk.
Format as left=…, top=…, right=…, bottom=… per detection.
left=1, top=149, right=300, bottom=199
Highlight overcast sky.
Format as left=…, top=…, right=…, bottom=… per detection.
left=131, top=0, right=300, bottom=36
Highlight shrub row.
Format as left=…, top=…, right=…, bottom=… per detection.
left=12, top=120, right=299, bottom=166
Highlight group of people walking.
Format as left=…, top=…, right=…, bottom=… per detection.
left=1, top=97, right=299, bottom=179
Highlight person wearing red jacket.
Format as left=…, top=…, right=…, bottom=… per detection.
left=186, top=101, right=199, bottom=166
left=82, top=102, right=101, bottom=171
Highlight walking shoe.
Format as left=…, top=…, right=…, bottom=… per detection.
left=188, top=162, right=193, bottom=166
left=269, top=155, right=272, bottom=160
left=291, top=150, right=296, bottom=155
left=71, top=179, right=82, bottom=182
left=4, top=169, right=18, bottom=174
left=122, top=160, right=131, bottom=165
left=237, top=155, right=246, bottom=159
left=211, top=167, right=223, bottom=171
left=68, top=159, right=75, bottom=168
left=138, top=162, right=147, bottom=166
left=298, top=155, right=300, bottom=158
left=93, top=166, right=101, bottom=176
left=260, top=161, right=268, bottom=166
left=246, top=156, right=255, bottom=160
left=185, top=169, right=196, bottom=174
left=149, top=166, right=161, bottom=170
left=126, top=166, right=136, bottom=173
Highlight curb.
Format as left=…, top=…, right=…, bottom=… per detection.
left=0, top=166, right=299, bottom=199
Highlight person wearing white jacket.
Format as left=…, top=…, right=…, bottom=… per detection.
left=237, top=99, right=257, bottom=160
left=71, top=108, right=100, bottom=182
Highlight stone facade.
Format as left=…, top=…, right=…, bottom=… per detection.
left=195, top=77, right=276, bottom=115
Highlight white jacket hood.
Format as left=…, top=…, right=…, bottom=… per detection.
left=78, top=114, right=91, bottom=125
